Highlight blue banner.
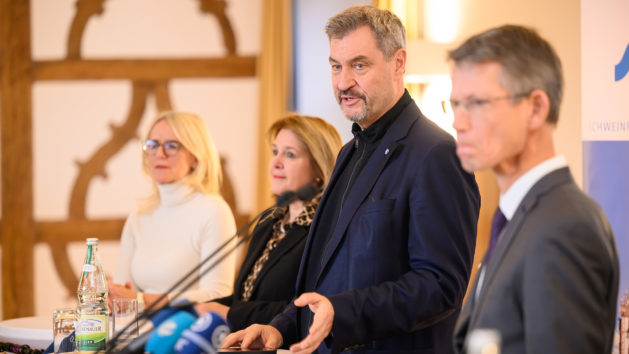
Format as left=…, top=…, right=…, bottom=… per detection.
left=582, top=1, right=629, bottom=351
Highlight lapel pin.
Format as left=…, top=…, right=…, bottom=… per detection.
left=384, top=148, right=390, bottom=155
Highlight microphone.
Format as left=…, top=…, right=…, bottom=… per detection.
left=296, top=183, right=319, bottom=202
left=275, top=190, right=296, bottom=207
left=276, top=183, right=319, bottom=207
left=107, top=201, right=273, bottom=353
left=110, top=184, right=319, bottom=353
left=175, top=312, right=230, bottom=354
left=115, top=301, right=198, bottom=354
left=145, top=311, right=198, bottom=354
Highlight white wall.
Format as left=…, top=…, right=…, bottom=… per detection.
left=293, top=0, right=370, bottom=144
left=453, top=0, right=583, bottom=186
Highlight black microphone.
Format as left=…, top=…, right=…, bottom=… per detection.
left=168, top=185, right=319, bottom=302
left=296, top=183, right=319, bottom=202
left=107, top=185, right=317, bottom=353
left=275, top=190, right=297, bottom=207
left=276, top=183, right=319, bottom=207
left=105, top=205, right=274, bottom=353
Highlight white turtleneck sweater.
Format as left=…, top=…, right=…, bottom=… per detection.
left=114, top=182, right=237, bottom=303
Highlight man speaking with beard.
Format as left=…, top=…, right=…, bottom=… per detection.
left=222, top=5, right=480, bottom=353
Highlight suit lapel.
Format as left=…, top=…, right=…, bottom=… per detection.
left=233, top=218, right=275, bottom=297
left=295, top=142, right=354, bottom=292
left=469, top=168, right=573, bottom=327
left=251, top=225, right=309, bottom=291
left=315, top=105, right=419, bottom=286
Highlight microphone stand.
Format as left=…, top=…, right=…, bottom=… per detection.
left=109, top=231, right=259, bottom=354
left=104, top=188, right=307, bottom=353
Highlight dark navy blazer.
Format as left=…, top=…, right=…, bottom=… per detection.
left=271, top=101, right=480, bottom=353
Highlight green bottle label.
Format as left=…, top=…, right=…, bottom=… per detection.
left=76, top=314, right=108, bottom=351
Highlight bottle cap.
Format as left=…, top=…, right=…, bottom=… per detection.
left=86, top=238, right=99, bottom=245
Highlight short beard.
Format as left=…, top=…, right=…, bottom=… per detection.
left=337, top=89, right=369, bottom=123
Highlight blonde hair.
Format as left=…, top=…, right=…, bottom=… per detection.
left=138, top=111, right=222, bottom=213
left=268, top=114, right=342, bottom=190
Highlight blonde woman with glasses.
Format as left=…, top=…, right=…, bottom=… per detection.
left=109, top=111, right=237, bottom=311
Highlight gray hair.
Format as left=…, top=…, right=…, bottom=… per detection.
left=448, top=25, right=563, bottom=124
left=325, top=5, right=405, bottom=59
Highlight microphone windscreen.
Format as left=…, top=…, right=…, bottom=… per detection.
left=145, top=311, right=197, bottom=354
left=149, top=307, right=179, bottom=327
left=175, top=312, right=230, bottom=354
left=116, top=304, right=198, bottom=354
left=149, top=298, right=198, bottom=327
left=297, top=183, right=318, bottom=201
left=276, top=190, right=296, bottom=207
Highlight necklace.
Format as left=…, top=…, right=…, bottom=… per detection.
left=279, top=212, right=291, bottom=234
left=279, top=219, right=286, bottom=233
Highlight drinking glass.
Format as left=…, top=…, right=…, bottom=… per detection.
left=52, top=307, right=76, bottom=353
left=112, top=298, right=139, bottom=344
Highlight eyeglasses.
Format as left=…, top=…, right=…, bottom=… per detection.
left=441, top=93, right=529, bottom=114
left=142, top=139, right=183, bottom=157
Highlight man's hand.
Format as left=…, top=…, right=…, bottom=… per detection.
left=289, top=292, right=334, bottom=354
left=220, top=324, right=283, bottom=350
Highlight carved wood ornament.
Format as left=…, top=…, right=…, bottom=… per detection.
left=1, top=0, right=255, bottom=317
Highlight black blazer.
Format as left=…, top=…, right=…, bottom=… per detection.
left=214, top=211, right=310, bottom=331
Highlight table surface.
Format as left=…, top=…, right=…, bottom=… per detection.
left=0, top=316, right=52, bottom=350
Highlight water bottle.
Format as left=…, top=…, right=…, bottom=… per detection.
left=76, top=237, right=109, bottom=351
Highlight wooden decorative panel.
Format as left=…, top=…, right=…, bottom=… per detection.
left=0, top=0, right=256, bottom=319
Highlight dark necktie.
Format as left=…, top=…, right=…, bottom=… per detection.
left=486, top=208, right=507, bottom=263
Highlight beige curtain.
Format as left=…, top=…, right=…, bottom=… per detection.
left=254, top=0, right=292, bottom=214
left=375, top=0, right=420, bottom=40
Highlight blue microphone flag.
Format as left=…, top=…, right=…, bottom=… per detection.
left=175, top=312, right=230, bottom=354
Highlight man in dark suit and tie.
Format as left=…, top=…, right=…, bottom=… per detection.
left=222, top=5, right=480, bottom=353
left=449, top=25, right=619, bottom=354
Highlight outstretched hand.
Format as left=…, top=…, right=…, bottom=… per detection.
left=289, top=292, right=334, bottom=354
left=220, top=324, right=283, bottom=350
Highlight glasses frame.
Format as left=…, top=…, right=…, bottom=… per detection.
left=142, top=139, right=183, bottom=157
left=442, top=93, right=530, bottom=115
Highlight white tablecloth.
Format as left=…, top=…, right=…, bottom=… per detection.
left=0, top=316, right=52, bottom=350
